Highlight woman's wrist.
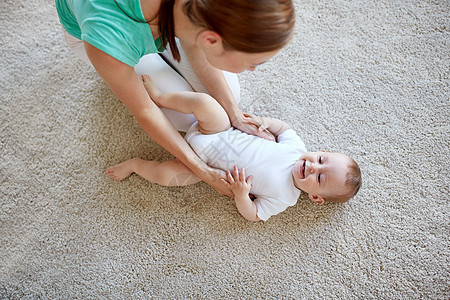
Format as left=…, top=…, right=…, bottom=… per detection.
left=230, top=110, right=246, bottom=126
left=184, top=157, right=219, bottom=183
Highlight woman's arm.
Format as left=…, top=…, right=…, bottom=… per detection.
left=84, top=42, right=232, bottom=196
left=181, top=41, right=275, bottom=141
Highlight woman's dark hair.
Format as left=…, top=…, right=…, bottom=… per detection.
left=157, top=0, right=179, bottom=60
left=118, top=0, right=295, bottom=62
left=183, top=0, right=295, bottom=52
left=114, top=0, right=179, bottom=59
left=159, top=0, right=295, bottom=62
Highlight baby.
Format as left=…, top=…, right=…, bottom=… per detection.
left=107, top=75, right=362, bottom=222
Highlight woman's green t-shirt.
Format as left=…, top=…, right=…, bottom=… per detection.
left=55, top=0, right=163, bottom=67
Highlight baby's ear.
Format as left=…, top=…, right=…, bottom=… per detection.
left=308, top=194, right=325, bottom=205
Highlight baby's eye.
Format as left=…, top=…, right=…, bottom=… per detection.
left=319, top=156, right=323, bottom=164
left=318, top=174, right=321, bottom=183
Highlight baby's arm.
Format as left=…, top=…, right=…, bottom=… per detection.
left=222, top=166, right=261, bottom=222
left=262, top=118, right=291, bottom=137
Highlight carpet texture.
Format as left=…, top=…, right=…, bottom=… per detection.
left=1, top=0, right=448, bottom=298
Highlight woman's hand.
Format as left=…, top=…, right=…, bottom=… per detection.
left=200, top=166, right=234, bottom=197
left=231, top=113, right=275, bottom=141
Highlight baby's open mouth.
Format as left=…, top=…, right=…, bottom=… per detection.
left=300, top=160, right=306, bottom=179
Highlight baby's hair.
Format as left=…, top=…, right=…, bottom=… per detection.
left=326, top=156, right=362, bottom=203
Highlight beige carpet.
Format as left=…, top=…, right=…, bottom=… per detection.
left=1, top=0, right=448, bottom=298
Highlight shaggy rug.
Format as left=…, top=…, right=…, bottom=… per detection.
left=1, top=0, right=448, bottom=298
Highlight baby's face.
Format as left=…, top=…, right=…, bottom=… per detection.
left=292, top=152, right=349, bottom=200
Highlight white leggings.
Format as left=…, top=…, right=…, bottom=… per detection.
left=62, top=29, right=240, bottom=132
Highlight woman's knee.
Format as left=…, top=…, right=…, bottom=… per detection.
left=62, top=28, right=93, bottom=66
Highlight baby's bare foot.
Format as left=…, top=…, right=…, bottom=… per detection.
left=106, top=158, right=138, bottom=181
left=141, top=75, right=162, bottom=103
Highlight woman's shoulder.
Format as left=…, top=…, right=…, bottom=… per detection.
left=79, top=0, right=160, bottom=66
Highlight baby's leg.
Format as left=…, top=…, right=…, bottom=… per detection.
left=142, top=75, right=231, bottom=135
left=107, top=158, right=200, bottom=186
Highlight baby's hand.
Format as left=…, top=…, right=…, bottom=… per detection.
left=222, top=166, right=253, bottom=198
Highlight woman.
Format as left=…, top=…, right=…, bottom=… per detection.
left=56, top=0, right=295, bottom=196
